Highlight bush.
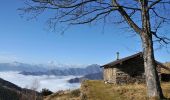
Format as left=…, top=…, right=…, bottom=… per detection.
left=40, top=88, right=53, bottom=96
left=81, top=93, right=87, bottom=100
left=70, top=89, right=80, bottom=97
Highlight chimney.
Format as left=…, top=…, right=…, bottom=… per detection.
left=116, top=52, right=119, bottom=60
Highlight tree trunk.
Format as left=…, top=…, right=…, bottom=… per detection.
left=141, top=33, right=164, bottom=100
left=141, top=0, right=164, bottom=99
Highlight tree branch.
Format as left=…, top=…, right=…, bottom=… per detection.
left=152, top=31, right=170, bottom=44
left=148, top=0, right=162, bottom=9
left=112, top=0, right=142, bottom=34
left=69, top=9, right=115, bottom=24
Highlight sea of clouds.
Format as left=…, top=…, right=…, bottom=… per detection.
left=0, top=71, right=81, bottom=92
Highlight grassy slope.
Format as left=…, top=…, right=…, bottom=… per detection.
left=44, top=80, right=170, bottom=100
left=44, top=90, right=80, bottom=100
left=81, top=80, right=170, bottom=100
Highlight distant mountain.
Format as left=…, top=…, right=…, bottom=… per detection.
left=20, top=64, right=102, bottom=76
left=0, top=78, right=42, bottom=100
left=68, top=72, right=103, bottom=83
left=0, top=61, right=92, bottom=73
left=0, top=62, right=47, bottom=72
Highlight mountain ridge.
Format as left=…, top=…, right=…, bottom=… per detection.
left=68, top=72, right=103, bottom=83
left=19, top=64, right=102, bottom=76
left=0, top=61, right=100, bottom=73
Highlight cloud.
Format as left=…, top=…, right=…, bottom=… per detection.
left=0, top=71, right=80, bottom=92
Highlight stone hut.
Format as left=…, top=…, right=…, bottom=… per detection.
left=101, top=52, right=170, bottom=84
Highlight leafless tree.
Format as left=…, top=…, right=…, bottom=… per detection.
left=19, top=0, right=170, bottom=99
left=30, top=79, right=40, bottom=91
left=30, top=79, right=40, bottom=100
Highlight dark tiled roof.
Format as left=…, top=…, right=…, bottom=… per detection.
left=101, top=52, right=143, bottom=67
left=101, top=52, right=170, bottom=72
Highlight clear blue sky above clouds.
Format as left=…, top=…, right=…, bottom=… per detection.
left=0, top=0, right=169, bottom=65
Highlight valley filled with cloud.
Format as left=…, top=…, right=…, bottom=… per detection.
left=0, top=71, right=80, bottom=92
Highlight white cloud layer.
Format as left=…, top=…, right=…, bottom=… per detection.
left=0, top=71, right=80, bottom=92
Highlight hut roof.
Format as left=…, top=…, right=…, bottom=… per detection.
left=101, top=52, right=142, bottom=67
left=101, top=52, right=170, bottom=71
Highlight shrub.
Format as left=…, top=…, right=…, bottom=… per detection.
left=70, top=89, right=80, bottom=97
left=40, top=88, right=53, bottom=96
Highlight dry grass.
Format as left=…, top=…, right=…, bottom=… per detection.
left=44, top=90, right=80, bottom=100
left=81, top=80, right=170, bottom=100
left=44, top=80, right=170, bottom=100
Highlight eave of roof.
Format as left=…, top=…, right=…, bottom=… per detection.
left=101, top=52, right=143, bottom=67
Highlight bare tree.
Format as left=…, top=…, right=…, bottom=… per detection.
left=19, top=0, right=170, bottom=99
left=30, top=79, right=40, bottom=91
left=30, top=79, right=40, bottom=100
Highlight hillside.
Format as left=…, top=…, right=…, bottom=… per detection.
left=0, top=85, right=20, bottom=100
left=0, top=78, right=42, bottom=100
left=0, top=78, right=22, bottom=91
left=45, top=80, right=170, bottom=100
left=44, top=90, right=80, bottom=100
left=68, top=72, right=103, bottom=83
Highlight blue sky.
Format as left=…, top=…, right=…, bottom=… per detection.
left=0, top=0, right=169, bottom=65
